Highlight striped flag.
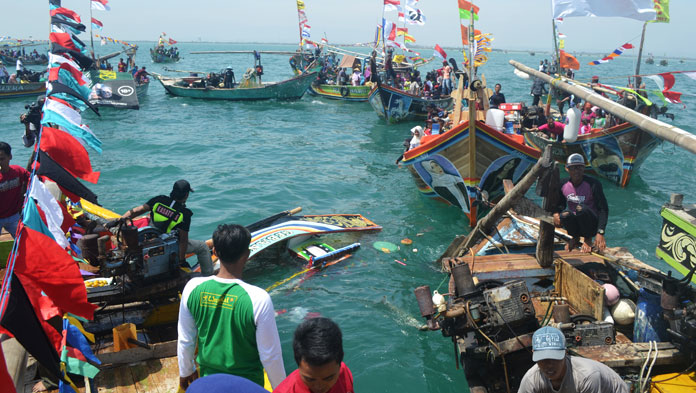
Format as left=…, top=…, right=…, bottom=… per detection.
left=91, top=18, right=102, bottom=30
left=384, top=0, right=400, bottom=12
left=458, top=0, right=479, bottom=22
left=588, top=43, right=634, bottom=65
left=91, top=0, right=110, bottom=11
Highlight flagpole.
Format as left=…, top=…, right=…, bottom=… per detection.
left=635, top=22, right=647, bottom=77
left=296, top=1, right=304, bottom=52
left=89, top=0, right=95, bottom=60
left=552, top=18, right=560, bottom=74
left=467, top=1, right=477, bottom=227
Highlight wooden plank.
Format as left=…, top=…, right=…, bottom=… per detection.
left=130, top=361, right=161, bottom=393
left=555, top=259, right=605, bottom=321
left=95, top=366, right=137, bottom=393
left=442, top=250, right=595, bottom=274
left=97, top=340, right=177, bottom=366
left=145, top=357, right=180, bottom=393
left=571, top=343, right=683, bottom=368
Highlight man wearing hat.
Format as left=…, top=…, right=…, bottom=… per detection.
left=518, top=326, right=627, bottom=392
left=121, top=179, right=213, bottom=275
left=552, top=153, right=608, bottom=253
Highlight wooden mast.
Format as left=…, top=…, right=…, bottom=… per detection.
left=466, top=2, right=477, bottom=227
left=635, top=22, right=648, bottom=77
left=509, top=60, right=696, bottom=155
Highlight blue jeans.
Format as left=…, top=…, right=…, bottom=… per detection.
left=0, top=213, right=20, bottom=239
left=442, top=78, right=453, bottom=95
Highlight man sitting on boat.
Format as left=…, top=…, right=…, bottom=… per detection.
left=531, top=118, right=565, bottom=142
left=552, top=154, right=608, bottom=253
left=518, top=326, right=627, bottom=393
left=120, top=179, right=213, bottom=275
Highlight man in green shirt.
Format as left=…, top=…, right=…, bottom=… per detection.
left=177, top=224, right=286, bottom=390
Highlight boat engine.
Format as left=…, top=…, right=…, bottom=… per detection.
left=414, top=263, right=539, bottom=390
left=81, top=220, right=180, bottom=283
left=659, top=267, right=696, bottom=355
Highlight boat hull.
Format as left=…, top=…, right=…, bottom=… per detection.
left=523, top=123, right=661, bottom=187
left=0, top=82, right=45, bottom=99
left=155, top=72, right=317, bottom=101
left=368, top=83, right=453, bottom=123
left=136, top=80, right=149, bottom=101
left=1, top=54, right=47, bottom=66
left=402, top=120, right=540, bottom=226
left=307, top=83, right=370, bottom=101
left=149, top=48, right=179, bottom=63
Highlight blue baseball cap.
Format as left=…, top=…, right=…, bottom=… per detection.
left=186, top=374, right=268, bottom=393
left=532, top=326, right=566, bottom=362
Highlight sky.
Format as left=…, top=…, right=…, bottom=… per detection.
left=4, top=1, right=694, bottom=58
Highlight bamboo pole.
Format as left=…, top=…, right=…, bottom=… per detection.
left=635, top=22, right=648, bottom=77
left=510, top=60, right=696, bottom=156
left=438, top=145, right=553, bottom=262
left=190, top=50, right=300, bottom=55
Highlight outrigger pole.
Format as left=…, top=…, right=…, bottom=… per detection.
left=509, top=60, right=696, bottom=156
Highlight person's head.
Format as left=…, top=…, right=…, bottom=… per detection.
left=532, top=326, right=567, bottom=383
left=212, top=224, right=251, bottom=265
left=442, top=61, right=448, bottom=67
left=0, top=142, right=12, bottom=172
left=170, top=179, right=194, bottom=201
left=293, top=317, right=344, bottom=393
left=141, top=66, right=146, bottom=70
left=120, top=58, right=124, bottom=62
left=494, top=83, right=501, bottom=93
left=565, top=153, right=585, bottom=184
left=591, top=75, right=599, bottom=84
left=411, top=125, right=424, bottom=138
left=547, top=118, right=556, bottom=128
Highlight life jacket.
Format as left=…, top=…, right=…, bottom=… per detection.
left=151, top=200, right=183, bottom=233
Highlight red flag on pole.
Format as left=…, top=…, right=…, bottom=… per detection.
left=168, top=38, right=177, bottom=45
left=40, top=127, right=100, bottom=184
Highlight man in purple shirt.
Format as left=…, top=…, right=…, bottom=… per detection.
left=553, top=153, right=608, bottom=253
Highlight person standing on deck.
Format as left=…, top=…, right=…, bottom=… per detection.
left=0, top=142, right=30, bottom=239
left=552, top=154, right=609, bottom=253
left=177, top=224, right=286, bottom=390
left=120, top=179, right=213, bottom=275
left=518, top=326, right=627, bottom=393
left=441, top=61, right=453, bottom=95
left=489, top=83, right=506, bottom=109
left=530, top=77, right=547, bottom=107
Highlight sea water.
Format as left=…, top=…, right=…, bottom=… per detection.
left=1, top=42, right=694, bottom=392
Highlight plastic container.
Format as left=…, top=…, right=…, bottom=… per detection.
left=633, top=288, right=668, bottom=342
left=504, top=121, right=515, bottom=134
left=564, top=107, right=580, bottom=143
left=485, top=108, right=505, bottom=131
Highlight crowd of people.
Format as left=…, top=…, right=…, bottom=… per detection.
left=153, top=45, right=179, bottom=59
left=0, top=48, right=47, bottom=62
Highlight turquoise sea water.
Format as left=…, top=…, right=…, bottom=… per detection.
left=1, top=42, right=695, bottom=392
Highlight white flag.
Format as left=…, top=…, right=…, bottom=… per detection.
left=28, top=176, right=69, bottom=249
left=552, top=0, right=656, bottom=21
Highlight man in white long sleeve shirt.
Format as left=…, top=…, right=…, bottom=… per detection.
left=177, top=224, right=286, bottom=390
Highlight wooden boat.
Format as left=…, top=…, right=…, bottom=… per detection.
left=149, top=47, right=180, bottom=63
left=659, top=59, right=668, bottom=66
left=307, top=83, right=371, bottom=101
left=0, top=54, right=48, bottom=66
left=523, top=123, right=662, bottom=187
left=135, top=80, right=149, bottom=101
left=153, top=71, right=317, bottom=101
left=368, top=82, right=453, bottom=123
left=401, top=119, right=541, bottom=227
left=0, top=82, right=45, bottom=99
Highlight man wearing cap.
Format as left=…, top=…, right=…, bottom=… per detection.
left=121, top=179, right=213, bottom=275
left=519, top=326, right=627, bottom=392
left=552, top=153, right=609, bottom=253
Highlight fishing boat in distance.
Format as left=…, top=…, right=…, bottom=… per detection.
left=0, top=53, right=48, bottom=66
left=153, top=70, right=317, bottom=101
left=150, top=33, right=180, bottom=63
left=0, top=82, right=45, bottom=99
left=646, top=53, right=655, bottom=64
left=369, top=82, right=453, bottom=123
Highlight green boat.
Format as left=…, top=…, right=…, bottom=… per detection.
left=153, top=71, right=316, bottom=101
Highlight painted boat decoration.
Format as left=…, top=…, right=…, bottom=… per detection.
left=248, top=214, right=381, bottom=259
left=87, top=70, right=140, bottom=109
left=0, top=54, right=48, bottom=66
left=401, top=119, right=540, bottom=226
left=307, top=83, right=371, bottom=101
left=656, top=195, right=696, bottom=284
left=150, top=47, right=180, bottom=63
left=368, top=82, right=453, bottom=123
left=154, top=71, right=317, bottom=101
left=0, top=82, right=45, bottom=99
left=523, top=122, right=662, bottom=187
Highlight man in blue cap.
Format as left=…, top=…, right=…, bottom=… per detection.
left=518, top=326, right=627, bottom=392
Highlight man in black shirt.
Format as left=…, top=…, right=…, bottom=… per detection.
left=122, top=179, right=213, bottom=275
left=489, top=83, right=506, bottom=109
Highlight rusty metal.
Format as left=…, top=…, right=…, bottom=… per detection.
left=414, top=286, right=435, bottom=317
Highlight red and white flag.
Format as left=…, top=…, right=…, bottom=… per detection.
left=433, top=44, right=447, bottom=60
left=91, top=0, right=110, bottom=11
left=168, top=38, right=177, bottom=45
left=384, top=0, right=400, bottom=12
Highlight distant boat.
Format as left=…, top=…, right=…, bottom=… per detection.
left=308, top=83, right=371, bottom=101
left=153, top=71, right=316, bottom=101
left=150, top=47, right=180, bottom=63
left=0, top=82, right=45, bottom=99
left=0, top=53, right=48, bottom=66
left=646, top=54, right=655, bottom=64
left=659, top=59, right=668, bottom=66
left=530, top=51, right=535, bottom=56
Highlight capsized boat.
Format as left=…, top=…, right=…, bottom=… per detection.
left=369, top=82, right=453, bottom=123
left=153, top=70, right=317, bottom=101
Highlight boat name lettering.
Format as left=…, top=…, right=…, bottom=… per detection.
left=250, top=230, right=296, bottom=251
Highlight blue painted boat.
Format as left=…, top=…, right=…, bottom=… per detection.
left=368, top=82, right=453, bottom=123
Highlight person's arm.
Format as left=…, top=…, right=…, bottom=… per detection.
left=590, top=177, right=609, bottom=252
left=122, top=203, right=150, bottom=219
left=177, top=281, right=200, bottom=389
left=254, top=292, right=286, bottom=388
left=552, top=182, right=568, bottom=227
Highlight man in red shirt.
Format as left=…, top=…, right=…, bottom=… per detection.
left=274, top=318, right=354, bottom=393
left=0, top=142, right=30, bottom=238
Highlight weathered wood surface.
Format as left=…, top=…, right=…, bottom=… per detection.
left=554, top=259, right=605, bottom=321
left=570, top=342, right=683, bottom=368
left=442, top=250, right=600, bottom=274
left=97, top=340, right=177, bottom=367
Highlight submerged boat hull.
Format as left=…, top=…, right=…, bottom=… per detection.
left=307, top=83, right=371, bottom=102
left=402, top=120, right=540, bottom=226
left=0, top=82, right=45, bottom=99
left=524, top=122, right=661, bottom=187
left=155, top=72, right=317, bottom=101
left=368, top=83, right=453, bottom=123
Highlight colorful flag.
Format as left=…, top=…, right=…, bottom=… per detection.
left=42, top=97, right=102, bottom=153
left=35, top=150, right=99, bottom=205
left=168, top=38, right=177, bottom=45
left=51, top=17, right=86, bottom=35
left=296, top=0, right=305, bottom=10
left=559, top=39, right=565, bottom=49
left=650, top=0, right=670, bottom=23
left=559, top=50, right=580, bottom=70
left=458, top=0, right=480, bottom=21
left=49, top=32, right=82, bottom=52
left=405, top=6, right=426, bottom=25
left=41, top=127, right=100, bottom=183
left=91, top=18, right=102, bottom=30
left=384, top=22, right=397, bottom=42
left=28, top=176, right=69, bottom=249
left=0, top=343, right=17, bottom=393
left=552, top=0, right=656, bottom=21
left=91, top=0, right=110, bottom=11
left=384, top=0, right=400, bottom=12
left=433, top=44, right=447, bottom=60
left=50, top=7, right=81, bottom=23
left=588, top=43, right=634, bottom=65
left=320, top=37, right=328, bottom=45
left=50, top=43, right=94, bottom=70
